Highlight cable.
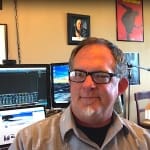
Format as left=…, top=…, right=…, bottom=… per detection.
left=14, top=0, right=21, bottom=64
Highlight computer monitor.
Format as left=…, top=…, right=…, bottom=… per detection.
left=0, top=105, right=45, bottom=148
left=50, top=62, right=70, bottom=109
left=0, top=64, right=50, bottom=109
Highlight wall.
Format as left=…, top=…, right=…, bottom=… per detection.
left=0, top=0, right=150, bottom=122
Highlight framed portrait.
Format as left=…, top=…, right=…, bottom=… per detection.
left=0, top=24, right=8, bottom=64
left=67, top=13, right=90, bottom=45
left=0, top=0, right=2, bottom=10
left=124, top=52, right=140, bottom=85
left=116, top=0, right=144, bottom=42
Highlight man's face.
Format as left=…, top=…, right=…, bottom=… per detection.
left=70, top=44, right=120, bottom=127
left=76, top=19, right=82, bottom=31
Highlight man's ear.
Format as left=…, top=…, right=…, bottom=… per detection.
left=118, top=77, right=128, bottom=95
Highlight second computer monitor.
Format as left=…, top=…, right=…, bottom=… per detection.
left=50, top=62, right=70, bottom=109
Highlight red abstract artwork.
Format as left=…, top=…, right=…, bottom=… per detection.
left=116, top=0, right=144, bottom=42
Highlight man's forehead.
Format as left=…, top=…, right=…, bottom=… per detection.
left=77, top=44, right=114, bottom=59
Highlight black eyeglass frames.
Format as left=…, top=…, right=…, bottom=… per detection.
left=69, top=70, right=117, bottom=84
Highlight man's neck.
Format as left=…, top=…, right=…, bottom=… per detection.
left=74, top=115, right=112, bottom=128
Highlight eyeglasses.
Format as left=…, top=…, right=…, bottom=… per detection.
left=69, top=70, right=117, bottom=84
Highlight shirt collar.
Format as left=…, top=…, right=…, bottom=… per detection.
left=60, top=106, right=76, bottom=140
left=59, top=107, right=129, bottom=141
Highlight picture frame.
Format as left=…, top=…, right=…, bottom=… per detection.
left=0, top=0, right=2, bottom=10
left=116, top=0, right=144, bottom=42
left=67, top=13, right=90, bottom=45
left=124, top=52, right=140, bottom=85
left=0, top=24, right=8, bottom=64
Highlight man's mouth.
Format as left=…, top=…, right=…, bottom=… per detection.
left=80, top=96, right=99, bottom=99
left=80, top=97, right=99, bottom=105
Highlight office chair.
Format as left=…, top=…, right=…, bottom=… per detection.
left=134, top=91, right=150, bottom=129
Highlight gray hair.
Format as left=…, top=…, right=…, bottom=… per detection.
left=69, top=37, right=127, bottom=78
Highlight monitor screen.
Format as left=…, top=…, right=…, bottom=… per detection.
left=50, top=62, right=70, bottom=109
left=0, top=64, right=50, bottom=109
left=0, top=105, right=45, bottom=147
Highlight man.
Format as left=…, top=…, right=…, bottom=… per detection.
left=74, top=18, right=82, bottom=37
left=9, top=37, right=150, bottom=150
left=73, top=18, right=87, bottom=38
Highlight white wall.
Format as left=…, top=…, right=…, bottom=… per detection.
left=0, top=0, right=150, bottom=122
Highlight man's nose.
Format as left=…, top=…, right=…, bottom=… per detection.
left=82, top=75, right=96, bottom=88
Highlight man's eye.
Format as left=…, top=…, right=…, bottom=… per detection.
left=95, top=73, right=109, bottom=78
left=76, top=72, right=84, bottom=77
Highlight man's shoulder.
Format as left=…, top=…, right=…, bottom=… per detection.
left=21, top=111, right=62, bottom=133
left=113, top=112, right=150, bottom=137
left=121, top=117, right=150, bottom=137
left=11, top=111, right=65, bottom=149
